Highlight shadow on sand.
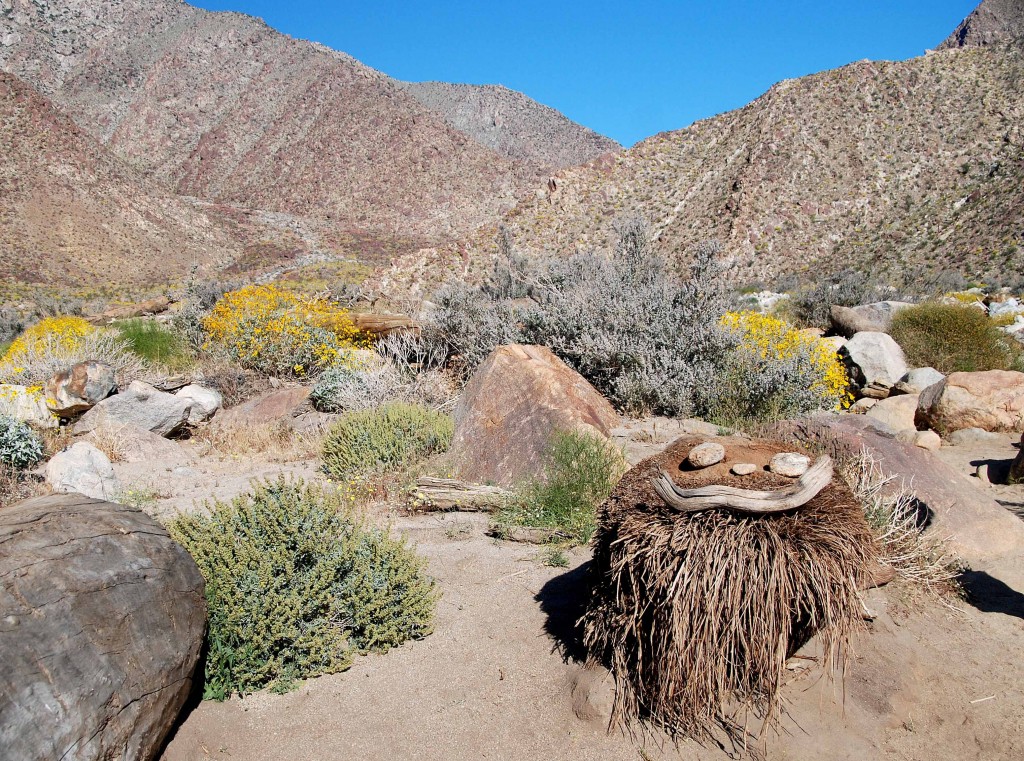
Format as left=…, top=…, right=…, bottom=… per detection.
left=958, top=570, right=1024, bottom=620
left=535, top=560, right=592, bottom=663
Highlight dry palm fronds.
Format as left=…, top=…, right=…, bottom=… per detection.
left=582, top=437, right=875, bottom=749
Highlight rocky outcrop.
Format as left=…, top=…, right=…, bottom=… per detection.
left=916, top=370, right=1024, bottom=434
left=841, top=332, right=909, bottom=390
left=0, top=384, right=57, bottom=429
left=44, top=441, right=120, bottom=501
left=829, top=301, right=913, bottom=337
left=450, top=345, right=619, bottom=487
left=74, top=381, right=193, bottom=438
left=0, top=494, right=206, bottom=761
left=44, top=360, right=116, bottom=416
left=939, top=0, right=1024, bottom=49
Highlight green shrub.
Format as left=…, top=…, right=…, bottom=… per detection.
left=0, top=414, right=44, bottom=469
left=113, top=319, right=190, bottom=369
left=496, top=430, right=626, bottom=546
left=168, top=478, right=436, bottom=699
left=889, top=302, right=1022, bottom=373
left=321, top=403, right=454, bottom=479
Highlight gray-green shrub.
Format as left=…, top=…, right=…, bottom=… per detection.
left=168, top=478, right=437, bottom=699
left=0, top=414, right=44, bottom=469
left=321, top=403, right=454, bottom=479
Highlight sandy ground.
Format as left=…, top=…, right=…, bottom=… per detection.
left=120, top=433, right=1024, bottom=761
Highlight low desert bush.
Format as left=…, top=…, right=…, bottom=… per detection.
left=113, top=319, right=191, bottom=370
left=0, top=307, right=26, bottom=346
left=0, top=414, right=44, bottom=469
left=706, top=312, right=852, bottom=427
left=889, top=302, right=1022, bottom=373
left=0, top=464, right=44, bottom=509
left=168, top=478, right=437, bottom=698
left=0, top=317, right=146, bottom=387
left=321, top=403, right=453, bottom=480
left=431, top=218, right=735, bottom=416
left=202, top=284, right=365, bottom=377
left=310, top=349, right=456, bottom=415
left=786, top=269, right=877, bottom=328
left=496, top=430, right=626, bottom=546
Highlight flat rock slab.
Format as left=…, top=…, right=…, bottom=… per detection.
left=210, top=387, right=311, bottom=430
left=0, top=494, right=206, bottom=761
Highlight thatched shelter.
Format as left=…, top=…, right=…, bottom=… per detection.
left=582, top=435, right=875, bottom=747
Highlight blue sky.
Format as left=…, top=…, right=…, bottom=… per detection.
left=192, top=1, right=979, bottom=146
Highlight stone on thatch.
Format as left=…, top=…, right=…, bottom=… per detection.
left=582, top=436, right=874, bottom=744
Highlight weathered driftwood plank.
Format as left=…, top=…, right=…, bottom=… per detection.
left=351, top=312, right=420, bottom=337
left=410, top=477, right=512, bottom=511
left=652, top=455, right=834, bottom=514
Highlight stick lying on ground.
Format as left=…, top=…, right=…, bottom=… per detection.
left=652, top=455, right=834, bottom=514
left=410, top=477, right=512, bottom=511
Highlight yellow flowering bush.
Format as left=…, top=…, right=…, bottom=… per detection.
left=2, top=316, right=94, bottom=365
left=708, top=311, right=851, bottom=425
left=202, top=285, right=366, bottom=377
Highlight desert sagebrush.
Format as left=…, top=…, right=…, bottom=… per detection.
left=321, top=402, right=454, bottom=479
left=168, top=478, right=437, bottom=699
left=889, top=301, right=1022, bottom=373
left=0, top=414, right=44, bottom=469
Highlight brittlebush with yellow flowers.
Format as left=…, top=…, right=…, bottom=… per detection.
left=203, top=285, right=366, bottom=377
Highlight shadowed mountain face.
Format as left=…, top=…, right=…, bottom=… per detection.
left=0, top=0, right=612, bottom=251
left=940, top=0, right=1024, bottom=49
left=0, top=72, right=244, bottom=286
left=397, top=81, right=620, bottom=169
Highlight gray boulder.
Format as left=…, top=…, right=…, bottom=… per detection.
left=175, top=384, right=223, bottom=424
left=865, top=394, right=919, bottom=433
left=44, top=360, right=116, bottom=416
left=75, top=381, right=192, bottom=438
left=0, top=494, right=205, bottom=761
left=841, top=332, right=909, bottom=389
left=44, top=441, right=120, bottom=501
left=829, top=301, right=913, bottom=337
left=896, top=367, right=946, bottom=395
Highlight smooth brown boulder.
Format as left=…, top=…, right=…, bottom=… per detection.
left=450, top=345, right=619, bottom=488
left=829, top=301, right=913, bottom=337
left=45, top=360, right=116, bottom=415
left=208, top=386, right=311, bottom=430
left=773, top=415, right=1024, bottom=570
left=916, top=370, right=1024, bottom=434
left=0, top=494, right=206, bottom=761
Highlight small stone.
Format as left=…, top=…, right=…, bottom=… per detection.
left=849, top=397, right=877, bottom=414
left=687, top=442, right=726, bottom=468
left=731, top=463, right=757, bottom=476
left=769, top=452, right=810, bottom=477
left=860, top=382, right=891, bottom=400
left=914, top=430, right=942, bottom=452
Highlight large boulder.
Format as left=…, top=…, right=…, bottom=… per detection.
left=773, top=415, right=1024, bottom=575
left=829, top=301, right=913, bottom=337
left=0, top=494, right=205, bottom=761
left=0, top=384, right=58, bottom=429
left=895, top=367, right=945, bottom=395
left=83, top=422, right=194, bottom=469
left=840, top=332, right=909, bottom=389
left=865, top=394, right=919, bottom=433
left=450, top=345, right=619, bottom=488
left=916, top=370, right=1024, bottom=434
left=175, top=384, right=223, bottom=424
left=44, top=360, right=116, bottom=416
left=209, top=386, right=311, bottom=431
left=45, top=441, right=120, bottom=501
left=74, top=381, right=193, bottom=438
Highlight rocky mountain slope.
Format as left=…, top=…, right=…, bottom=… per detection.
left=0, top=72, right=244, bottom=287
left=940, top=0, right=1024, bottom=49
left=397, top=81, right=619, bottom=169
left=373, top=4, right=1024, bottom=300
left=0, top=0, right=616, bottom=256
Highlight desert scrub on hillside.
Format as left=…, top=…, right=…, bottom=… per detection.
left=785, top=269, right=880, bottom=328
left=0, top=316, right=145, bottom=387
left=0, top=414, right=44, bottom=469
left=432, top=218, right=735, bottom=416
left=495, top=430, right=626, bottom=546
left=889, top=302, right=1023, bottom=373
left=113, top=319, right=191, bottom=370
left=321, top=403, right=454, bottom=480
left=707, top=311, right=852, bottom=426
left=168, top=478, right=437, bottom=699
left=202, top=284, right=366, bottom=377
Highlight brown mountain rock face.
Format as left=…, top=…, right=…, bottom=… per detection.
left=0, top=0, right=583, bottom=245
left=0, top=72, right=243, bottom=285
left=939, top=0, right=1024, bottom=49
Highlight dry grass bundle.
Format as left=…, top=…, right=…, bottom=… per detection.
left=582, top=436, right=875, bottom=748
